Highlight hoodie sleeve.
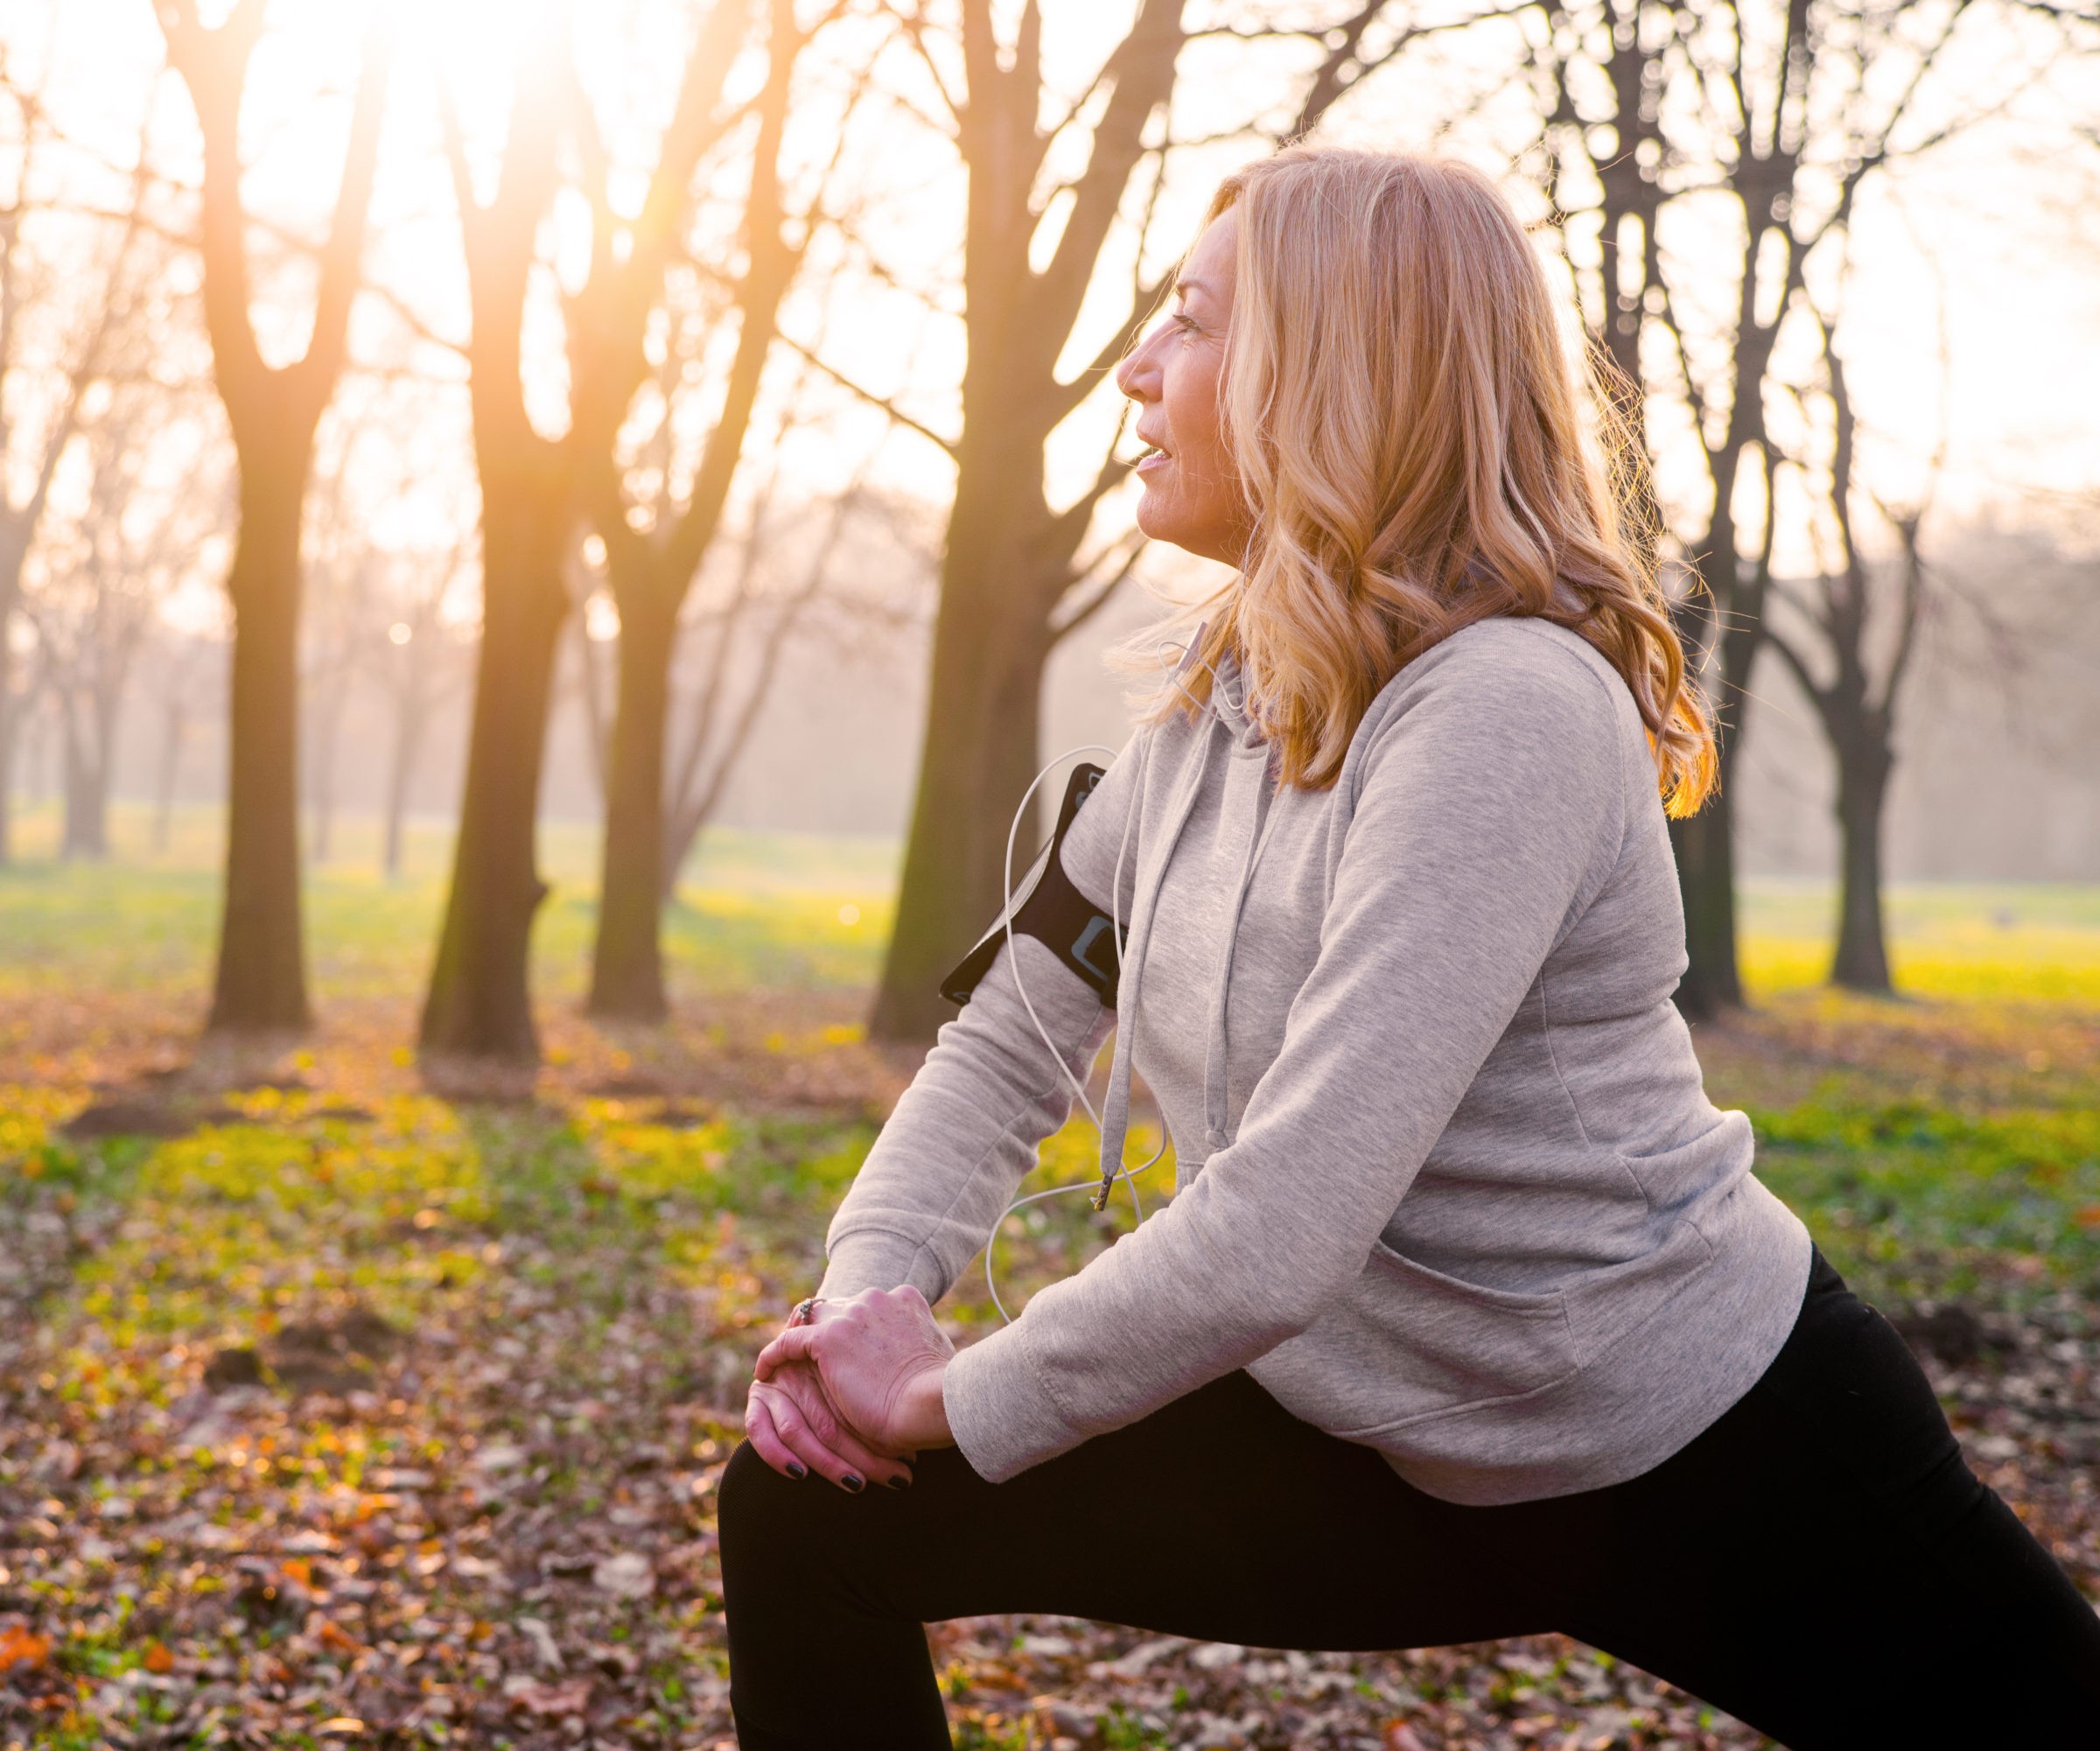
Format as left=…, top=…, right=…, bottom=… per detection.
left=816, top=738, right=1148, bottom=1305
left=940, top=641, right=1633, bottom=1481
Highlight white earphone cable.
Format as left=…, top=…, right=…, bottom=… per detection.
left=983, top=737, right=1167, bottom=1323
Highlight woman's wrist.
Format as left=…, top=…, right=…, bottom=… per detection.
left=900, top=1360, right=956, bottom=1449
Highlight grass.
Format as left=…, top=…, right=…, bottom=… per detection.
left=1737, top=877, right=2100, bottom=1006
left=0, top=802, right=893, bottom=1012
left=2, top=802, right=2097, bottom=1313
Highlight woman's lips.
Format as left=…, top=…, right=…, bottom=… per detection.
left=1136, top=445, right=1171, bottom=474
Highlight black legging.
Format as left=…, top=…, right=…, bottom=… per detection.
left=719, top=1253, right=2100, bottom=1749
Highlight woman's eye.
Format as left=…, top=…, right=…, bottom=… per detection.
left=1171, top=312, right=1200, bottom=338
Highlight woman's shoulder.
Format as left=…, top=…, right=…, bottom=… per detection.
left=1414, top=614, right=1628, bottom=700
left=1356, top=615, right=1636, bottom=753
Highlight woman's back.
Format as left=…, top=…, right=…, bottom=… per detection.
left=889, top=613, right=1812, bottom=1502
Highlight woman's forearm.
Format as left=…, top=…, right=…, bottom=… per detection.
left=819, top=934, right=1112, bottom=1302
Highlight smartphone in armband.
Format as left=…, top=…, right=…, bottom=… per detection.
left=939, top=762, right=1125, bottom=1008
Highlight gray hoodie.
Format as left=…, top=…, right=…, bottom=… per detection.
left=818, top=616, right=1812, bottom=1505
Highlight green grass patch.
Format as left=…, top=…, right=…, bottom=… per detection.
left=1751, top=1101, right=2100, bottom=1303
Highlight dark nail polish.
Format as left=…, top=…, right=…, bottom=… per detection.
left=886, top=1475, right=912, bottom=1491
left=786, top=1461, right=807, bottom=1480
left=842, top=1473, right=865, bottom=1494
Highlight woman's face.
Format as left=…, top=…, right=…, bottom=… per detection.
left=1116, top=208, right=1248, bottom=567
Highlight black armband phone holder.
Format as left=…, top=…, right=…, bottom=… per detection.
left=939, top=761, right=1125, bottom=1008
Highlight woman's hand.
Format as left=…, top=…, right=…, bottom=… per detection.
left=744, top=1356, right=914, bottom=1494
left=754, top=1285, right=956, bottom=1459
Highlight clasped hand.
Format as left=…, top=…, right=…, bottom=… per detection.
left=745, top=1286, right=956, bottom=1492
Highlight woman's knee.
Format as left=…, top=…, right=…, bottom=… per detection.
left=718, top=1440, right=816, bottom=1586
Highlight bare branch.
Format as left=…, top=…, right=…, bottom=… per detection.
left=290, top=26, right=394, bottom=423
left=1049, top=529, right=1146, bottom=638
left=775, top=329, right=960, bottom=459
left=1025, top=0, right=1182, bottom=348
left=881, top=0, right=965, bottom=131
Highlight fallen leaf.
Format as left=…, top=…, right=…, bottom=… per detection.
left=142, top=1642, right=175, bottom=1674
left=515, top=1615, right=563, bottom=1671
left=502, top=1675, right=593, bottom=1718
left=318, top=1619, right=364, bottom=1657
left=592, top=1550, right=654, bottom=1599
left=0, top=1627, right=51, bottom=1673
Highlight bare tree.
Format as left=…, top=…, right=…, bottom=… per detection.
left=155, top=0, right=391, bottom=1032
left=416, top=29, right=584, bottom=1062
left=300, top=423, right=383, bottom=865
left=24, top=396, right=173, bottom=858
left=1761, top=310, right=1937, bottom=991
left=145, top=621, right=224, bottom=854
left=854, top=0, right=1492, bottom=1041
left=654, top=473, right=912, bottom=900
left=421, top=0, right=823, bottom=1055
left=0, top=60, right=150, bottom=864
left=1458, top=0, right=2054, bottom=1014
left=378, top=538, right=472, bottom=882
left=854, top=0, right=1186, bottom=1040
left=583, top=0, right=838, bottom=1022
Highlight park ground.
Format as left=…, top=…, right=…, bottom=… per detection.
left=2, top=802, right=2098, bottom=1750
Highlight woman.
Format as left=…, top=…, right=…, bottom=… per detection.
left=719, top=150, right=2100, bottom=1749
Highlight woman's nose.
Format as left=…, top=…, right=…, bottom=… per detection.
left=1116, top=326, right=1163, bottom=403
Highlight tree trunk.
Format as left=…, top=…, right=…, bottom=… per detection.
left=154, top=692, right=186, bottom=853
left=1668, top=485, right=1760, bottom=1020
left=382, top=678, right=424, bottom=881
left=0, top=627, right=13, bottom=867
left=418, top=479, right=571, bottom=1061
left=310, top=673, right=348, bottom=864
left=870, top=452, right=1055, bottom=1042
left=1830, top=733, right=1894, bottom=993
left=60, top=696, right=109, bottom=859
left=1670, top=788, right=1741, bottom=1019
left=589, top=585, right=678, bottom=1019
left=211, top=459, right=312, bottom=1032
left=573, top=614, right=611, bottom=804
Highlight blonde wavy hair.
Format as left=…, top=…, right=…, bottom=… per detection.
left=1145, top=147, right=1714, bottom=816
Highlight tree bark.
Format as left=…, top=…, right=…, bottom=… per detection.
left=0, top=630, right=13, bottom=866
left=154, top=687, right=186, bottom=853
left=580, top=0, right=807, bottom=1022
left=211, top=457, right=312, bottom=1028
left=1669, top=795, right=1741, bottom=1019
left=869, top=442, right=1057, bottom=1040
left=59, top=697, right=105, bottom=859
left=418, top=27, right=574, bottom=1063
left=1669, top=487, right=1758, bottom=1020
left=1831, top=735, right=1894, bottom=992
left=590, top=586, right=678, bottom=1019
left=307, top=665, right=347, bottom=864
left=382, top=668, right=425, bottom=881
left=418, top=478, right=571, bottom=1060
left=159, top=0, right=390, bottom=1034
left=866, top=0, right=1188, bottom=1042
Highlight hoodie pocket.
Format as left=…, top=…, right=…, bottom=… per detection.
left=1268, top=1239, right=1582, bottom=1440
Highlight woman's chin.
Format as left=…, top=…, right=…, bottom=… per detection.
left=1133, top=487, right=1186, bottom=548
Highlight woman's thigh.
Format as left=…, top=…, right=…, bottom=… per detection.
left=724, top=1368, right=1550, bottom=1653
left=1555, top=1278, right=2100, bottom=1750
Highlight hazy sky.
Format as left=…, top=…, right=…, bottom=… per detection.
left=10, top=0, right=2100, bottom=612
